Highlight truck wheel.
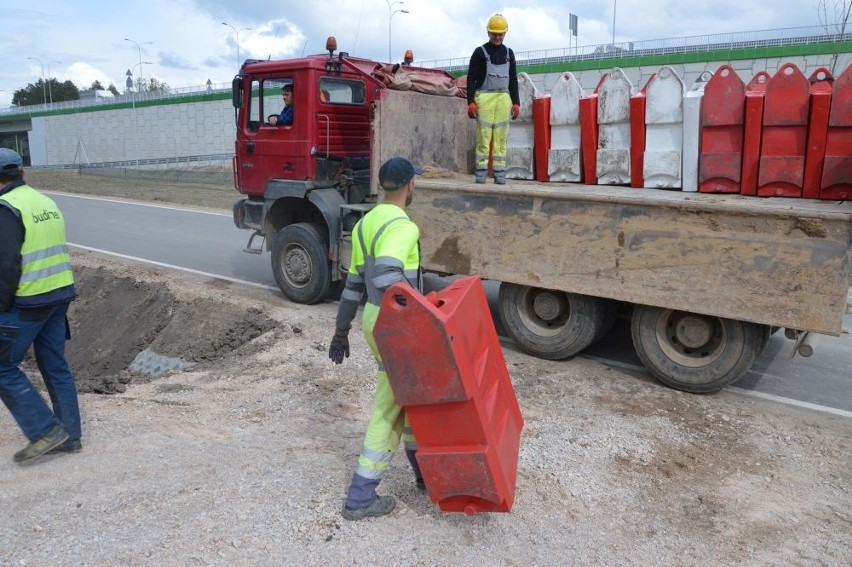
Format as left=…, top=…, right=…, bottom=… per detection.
left=498, top=283, right=606, bottom=360
left=630, top=305, right=769, bottom=394
left=271, top=223, right=331, bottom=305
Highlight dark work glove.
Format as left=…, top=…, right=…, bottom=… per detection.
left=329, top=332, right=350, bottom=364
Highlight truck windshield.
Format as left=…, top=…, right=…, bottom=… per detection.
left=318, top=78, right=366, bottom=104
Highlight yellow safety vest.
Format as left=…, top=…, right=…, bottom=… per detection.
left=0, top=184, right=74, bottom=297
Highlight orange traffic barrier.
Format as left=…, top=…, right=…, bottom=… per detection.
left=533, top=95, right=551, bottom=182
left=820, top=64, right=851, bottom=200
left=699, top=65, right=746, bottom=193
left=374, top=277, right=524, bottom=515
left=757, top=63, right=810, bottom=197
left=741, top=71, right=770, bottom=196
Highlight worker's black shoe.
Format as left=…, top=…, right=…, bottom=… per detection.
left=341, top=495, right=396, bottom=521
left=46, top=438, right=83, bottom=455
left=13, top=425, right=69, bottom=464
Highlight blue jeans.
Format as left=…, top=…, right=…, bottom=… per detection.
left=0, top=302, right=81, bottom=442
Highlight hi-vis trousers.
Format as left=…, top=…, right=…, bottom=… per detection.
left=474, top=91, right=512, bottom=181
left=345, top=303, right=419, bottom=508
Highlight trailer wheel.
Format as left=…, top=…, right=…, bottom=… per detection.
left=630, top=305, right=769, bottom=394
left=271, top=223, right=331, bottom=305
left=498, top=283, right=606, bottom=360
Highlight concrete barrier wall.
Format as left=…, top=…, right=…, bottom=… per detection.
left=30, top=98, right=234, bottom=167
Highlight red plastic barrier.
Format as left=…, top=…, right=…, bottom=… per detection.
left=374, top=277, right=524, bottom=515
left=533, top=95, right=551, bottom=182
left=579, top=94, right=599, bottom=184
left=629, top=88, right=647, bottom=188
left=699, top=65, right=746, bottom=193
left=820, top=64, right=852, bottom=200
left=741, top=71, right=770, bottom=196
left=757, top=63, right=810, bottom=197
left=802, top=68, right=834, bottom=199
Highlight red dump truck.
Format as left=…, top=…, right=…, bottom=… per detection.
left=230, top=40, right=852, bottom=393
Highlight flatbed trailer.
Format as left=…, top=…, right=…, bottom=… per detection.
left=408, top=179, right=851, bottom=392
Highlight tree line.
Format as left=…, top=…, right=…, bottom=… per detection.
left=12, top=77, right=171, bottom=107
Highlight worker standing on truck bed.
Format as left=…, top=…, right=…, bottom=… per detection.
left=466, top=13, right=520, bottom=185
left=0, top=148, right=82, bottom=464
left=328, top=156, right=425, bottom=521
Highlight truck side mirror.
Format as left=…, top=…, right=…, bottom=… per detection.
left=231, top=77, right=243, bottom=109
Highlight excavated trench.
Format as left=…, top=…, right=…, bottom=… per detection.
left=52, top=265, right=278, bottom=394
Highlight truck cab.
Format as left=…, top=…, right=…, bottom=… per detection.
left=231, top=42, right=384, bottom=303
left=231, top=39, right=468, bottom=305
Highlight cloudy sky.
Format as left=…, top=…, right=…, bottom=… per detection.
left=2, top=0, right=837, bottom=107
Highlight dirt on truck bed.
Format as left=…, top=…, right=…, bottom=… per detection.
left=0, top=170, right=849, bottom=565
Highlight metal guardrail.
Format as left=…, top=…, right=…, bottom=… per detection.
left=0, top=83, right=232, bottom=117
left=418, top=24, right=851, bottom=72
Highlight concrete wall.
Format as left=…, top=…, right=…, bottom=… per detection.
left=28, top=97, right=234, bottom=167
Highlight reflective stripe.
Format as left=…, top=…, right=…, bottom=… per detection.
left=355, top=466, right=384, bottom=480
left=341, top=288, right=363, bottom=302
left=362, top=447, right=393, bottom=463
left=403, top=440, right=418, bottom=450
left=20, top=260, right=74, bottom=283
left=377, top=361, right=385, bottom=372
left=21, top=244, right=69, bottom=264
left=345, top=273, right=365, bottom=285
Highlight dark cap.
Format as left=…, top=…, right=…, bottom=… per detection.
left=378, top=157, right=423, bottom=191
left=0, top=148, right=23, bottom=174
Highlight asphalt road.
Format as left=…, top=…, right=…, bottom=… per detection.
left=52, top=193, right=852, bottom=415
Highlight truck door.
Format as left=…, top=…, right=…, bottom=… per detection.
left=236, top=77, right=312, bottom=194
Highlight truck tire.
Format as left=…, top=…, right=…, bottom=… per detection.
left=498, top=283, right=606, bottom=360
left=271, top=223, right=331, bottom=305
left=630, top=305, right=769, bottom=394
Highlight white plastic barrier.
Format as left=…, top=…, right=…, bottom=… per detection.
left=681, top=71, right=713, bottom=192
left=506, top=72, right=537, bottom=180
left=596, top=68, right=633, bottom=184
left=548, top=72, right=584, bottom=182
left=643, top=66, right=686, bottom=188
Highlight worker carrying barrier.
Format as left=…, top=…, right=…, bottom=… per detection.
left=373, top=276, right=524, bottom=515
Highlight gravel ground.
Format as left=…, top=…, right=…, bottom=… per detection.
left=0, top=169, right=849, bottom=565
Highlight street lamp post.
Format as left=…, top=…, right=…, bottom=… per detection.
left=27, top=57, right=47, bottom=104
left=124, top=38, right=153, bottom=88
left=612, top=0, right=617, bottom=48
left=47, top=60, right=62, bottom=104
left=385, top=0, right=409, bottom=63
left=222, top=22, right=252, bottom=69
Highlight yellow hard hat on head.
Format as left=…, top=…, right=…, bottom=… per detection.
left=487, top=13, right=508, bottom=34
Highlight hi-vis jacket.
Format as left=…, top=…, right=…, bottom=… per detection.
left=335, top=203, right=421, bottom=334
left=0, top=182, right=75, bottom=310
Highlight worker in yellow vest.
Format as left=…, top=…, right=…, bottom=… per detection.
left=466, top=13, right=521, bottom=184
left=0, top=148, right=81, bottom=464
left=329, top=156, right=424, bottom=520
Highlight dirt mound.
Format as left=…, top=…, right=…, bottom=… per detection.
left=64, top=265, right=277, bottom=393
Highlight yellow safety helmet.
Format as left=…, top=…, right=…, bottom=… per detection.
left=487, top=13, right=508, bottom=34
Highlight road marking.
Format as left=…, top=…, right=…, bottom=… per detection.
left=47, top=191, right=230, bottom=217
left=68, top=244, right=281, bottom=292
left=581, top=355, right=851, bottom=419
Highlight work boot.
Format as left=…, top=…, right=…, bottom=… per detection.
left=13, top=425, right=69, bottom=464
left=47, top=438, right=83, bottom=455
left=494, top=176, right=507, bottom=185
left=341, top=495, right=396, bottom=521
left=474, top=170, right=487, bottom=184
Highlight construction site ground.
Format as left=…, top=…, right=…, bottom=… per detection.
left=0, top=170, right=849, bottom=566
